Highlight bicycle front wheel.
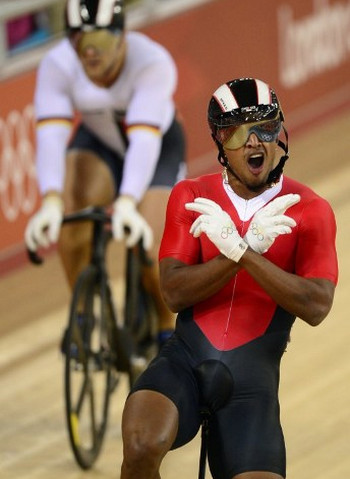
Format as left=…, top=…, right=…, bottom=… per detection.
left=64, top=265, right=114, bottom=469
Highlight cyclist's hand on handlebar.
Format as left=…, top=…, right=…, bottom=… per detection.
left=112, top=195, right=153, bottom=250
left=25, top=194, right=64, bottom=251
left=244, top=193, right=300, bottom=254
left=185, top=197, right=248, bottom=262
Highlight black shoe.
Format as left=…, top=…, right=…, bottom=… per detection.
left=60, top=326, right=81, bottom=360
left=60, top=314, right=94, bottom=359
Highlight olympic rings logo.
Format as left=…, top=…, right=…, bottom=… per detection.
left=221, top=224, right=235, bottom=239
left=250, top=222, right=265, bottom=241
left=0, top=105, right=38, bottom=222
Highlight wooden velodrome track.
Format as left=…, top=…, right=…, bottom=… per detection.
left=0, top=109, right=349, bottom=478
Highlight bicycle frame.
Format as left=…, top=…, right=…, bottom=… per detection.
left=27, top=205, right=158, bottom=469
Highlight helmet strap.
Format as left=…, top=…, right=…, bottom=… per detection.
left=212, top=135, right=241, bottom=183
left=267, top=125, right=289, bottom=185
left=212, top=134, right=228, bottom=167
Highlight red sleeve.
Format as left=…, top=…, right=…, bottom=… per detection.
left=159, top=180, right=200, bottom=265
left=295, top=197, right=338, bottom=284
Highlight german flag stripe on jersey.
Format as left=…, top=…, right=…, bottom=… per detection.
left=36, top=118, right=73, bottom=128
left=126, top=124, right=161, bottom=135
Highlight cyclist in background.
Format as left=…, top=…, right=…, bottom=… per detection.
left=24, top=0, right=186, bottom=350
left=120, top=78, right=338, bottom=478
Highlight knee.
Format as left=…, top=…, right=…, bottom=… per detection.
left=64, top=185, right=92, bottom=212
left=123, top=431, right=170, bottom=471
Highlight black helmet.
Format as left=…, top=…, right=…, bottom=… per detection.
left=208, top=78, right=288, bottom=185
left=208, top=77, right=283, bottom=135
left=65, top=0, right=125, bottom=33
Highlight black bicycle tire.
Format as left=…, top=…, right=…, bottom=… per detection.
left=124, top=248, right=143, bottom=337
left=125, top=249, right=158, bottom=347
left=124, top=248, right=159, bottom=387
left=64, top=265, right=113, bottom=470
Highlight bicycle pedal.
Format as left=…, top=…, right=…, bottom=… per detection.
left=131, top=354, right=147, bottom=367
left=70, top=359, right=84, bottom=371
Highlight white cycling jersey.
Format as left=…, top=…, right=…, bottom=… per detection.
left=34, top=31, right=177, bottom=201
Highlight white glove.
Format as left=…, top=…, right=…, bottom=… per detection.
left=244, top=193, right=300, bottom=254
left=185, top=197, right=248, bottom=262
left=112, top=196, right=153, bottom=250
left=25, top=195, right=64, bottom=251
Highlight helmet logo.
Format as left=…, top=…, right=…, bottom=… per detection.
left=213, top=84, right=239, bottom=112
left=241, top=106, right=258, bottom=112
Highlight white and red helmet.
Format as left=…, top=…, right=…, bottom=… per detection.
left=208, top=78, right=288, bottom=184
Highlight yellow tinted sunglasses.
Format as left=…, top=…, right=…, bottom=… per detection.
left=222, top=118, right=282, bottom=150
left=70, top=29, right=121, bottom=54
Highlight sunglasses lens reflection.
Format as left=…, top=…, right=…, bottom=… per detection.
left=223, top=119, right=281, bottom=150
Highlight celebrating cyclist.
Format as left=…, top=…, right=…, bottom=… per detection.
left=24, top=0, right=186, bottom=349
left=120, top=78, right=338, bottom=478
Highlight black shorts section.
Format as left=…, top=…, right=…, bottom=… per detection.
left=131, top=317, right=289, bottom=478
left=150, top=115, right=186, bottom=188
left=265, top=304, right=295, bottom=334
left=67, top=124, right=124, bottom=192
left=130, top=334, right=202, bottom=449
left=67, top=117, right=186, bottom=195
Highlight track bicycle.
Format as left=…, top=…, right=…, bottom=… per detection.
left=28, top=206, right=158, bottom=469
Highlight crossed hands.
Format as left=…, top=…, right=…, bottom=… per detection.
left=185, top=193, right=300, bottom=262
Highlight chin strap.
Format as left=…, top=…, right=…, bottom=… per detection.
left=267, top=125, right=289, bottom=185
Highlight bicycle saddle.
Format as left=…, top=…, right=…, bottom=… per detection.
left=194, top=359, right=234, bottom=415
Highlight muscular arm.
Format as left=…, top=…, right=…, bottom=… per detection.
left=160, top=249, right=335, bottom=324
left=160, top=255, right=240, bottom=312
left=238, top=248, right=335, bottom=326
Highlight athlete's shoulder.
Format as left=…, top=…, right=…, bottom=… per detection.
left=39, top=38, right=78, bottom=74
left=126, top=31, right=171, bottom=54
left=172, top=173, right=223, bottom=198
left=126, top=31, right=175, bottom=66
left=282, top=176, right=328, bottom=203
left=282, top=175, right=335, bottom=218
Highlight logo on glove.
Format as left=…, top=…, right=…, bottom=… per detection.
left=221, top=224, right=235, bottom=239
left=250, top=222, right=265, bottom=241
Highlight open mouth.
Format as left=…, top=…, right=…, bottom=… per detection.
left=83, top=59, right=102, bottom=72
left=247, top=153, right=265, bottom=174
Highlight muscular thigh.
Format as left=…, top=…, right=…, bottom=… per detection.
left=130, top=334, right=202, bottom=449
left=207, top=392, right=286, bottom=479
left=63, top=149, right=115, bottom=211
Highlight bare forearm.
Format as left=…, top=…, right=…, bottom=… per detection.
left=160, top=255, right=240, bottom=312
left=238, top=249, right=335, bottom=326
